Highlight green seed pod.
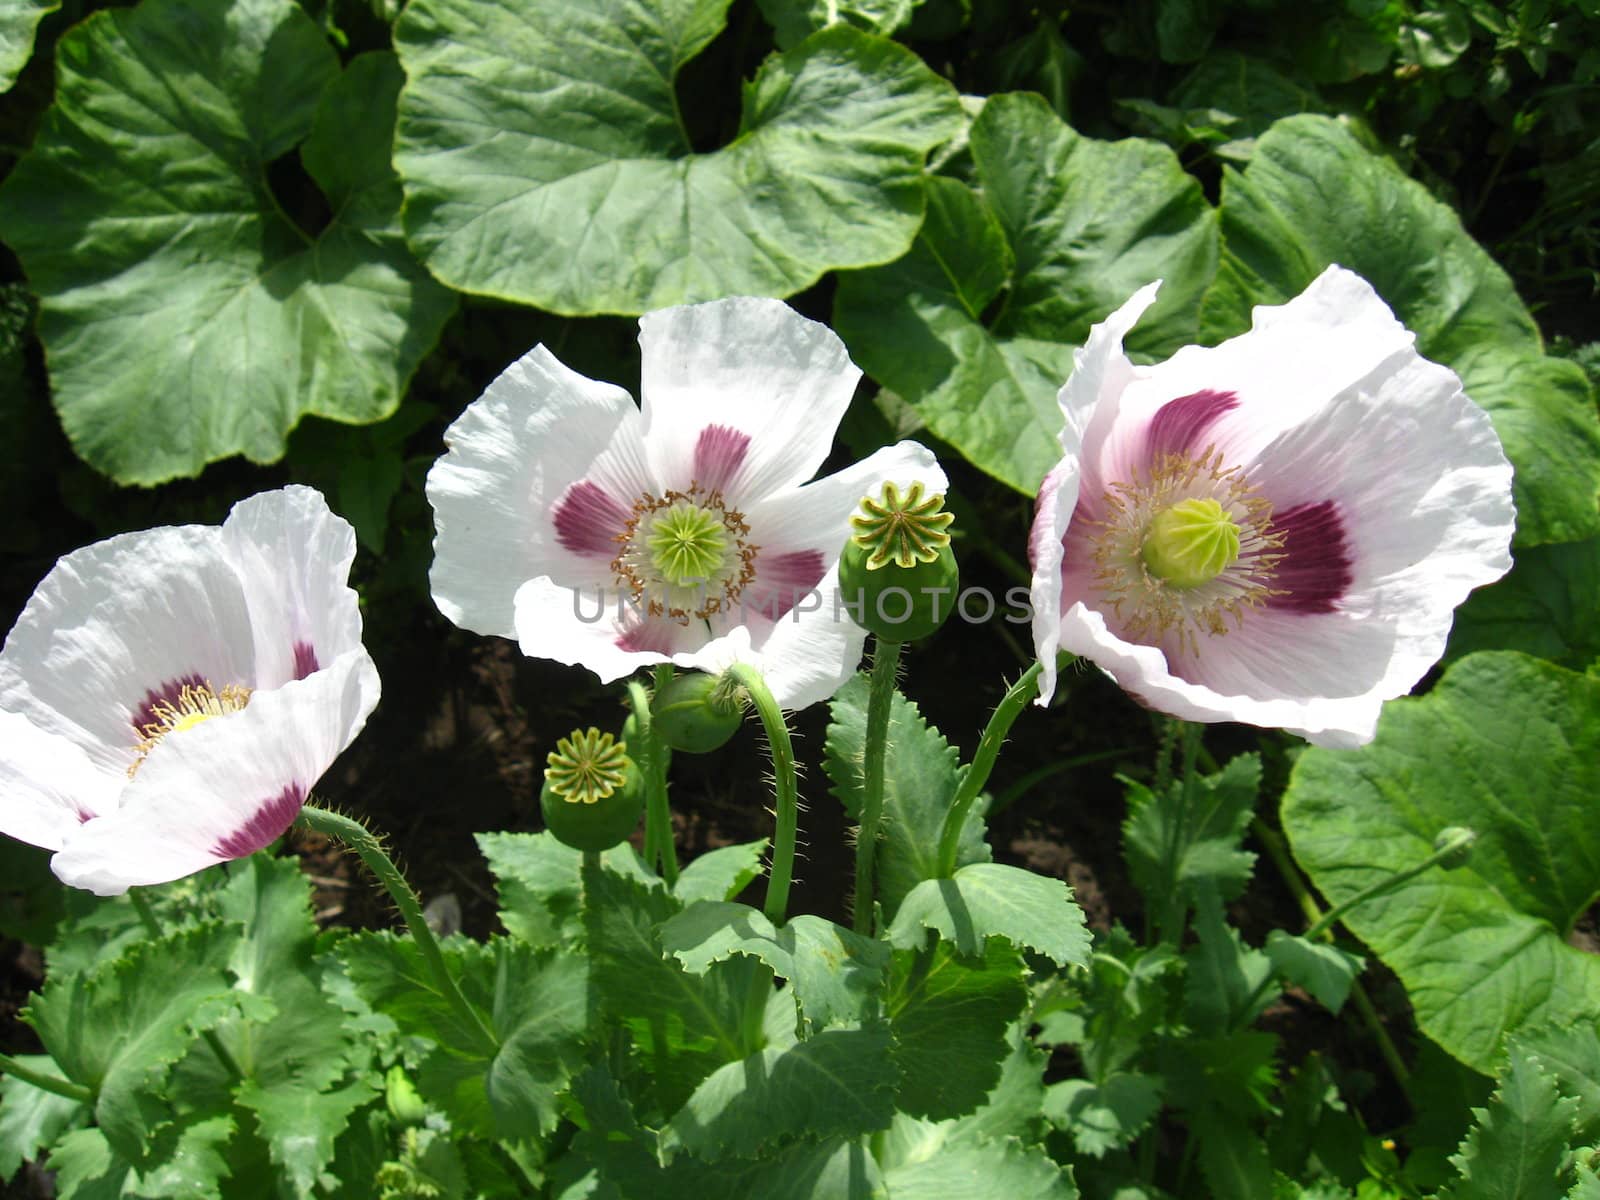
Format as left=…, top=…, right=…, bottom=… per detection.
left=653, top=671, right=743, bottom=753
left=539, top=728, right=644, bottom=852
left=836, top=481, right=959, bottom=643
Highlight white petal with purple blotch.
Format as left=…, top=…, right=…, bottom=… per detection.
left=638, top=298, right=860, bottom=506
left=512, top=576, right=703, bottom=684
left=0, top=525, right=257, bottom=776
left=0, top=709, right=119, bottom=851
left=428, top=346, right=655, bottom=640
left=50, top=649, right=379, bottom=895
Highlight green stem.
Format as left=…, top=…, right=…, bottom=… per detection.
left=853, top=640, right=902, bottom=935
left=728, top=664, right=798, bottom=925
left=299, top=805, right=497, bottom=1054
left=1302, top=829, right=1475, bottom=943
left=1252, top=817, right=1413, bottom=1092
left=0, top=1052, right=93, bottom=1104
left=129, top=889, right=245, bottom=1082
left=935, top=658, right=1048, bottom=877
left=629, top=678, right=678, bottom=886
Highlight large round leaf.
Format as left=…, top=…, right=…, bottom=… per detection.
left=0, top=0, right=456, bottom=485
left=1200, top=115, right=1600, bottom=548
left=393, top=2, right=963, bottom=315
left=1282, top=651, right=1600, bottom=1073
left=834, top=92, right=1217, bottom=494
left=0, top=0, right=58, bottom=89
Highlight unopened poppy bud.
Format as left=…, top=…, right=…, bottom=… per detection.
left=837, top=481, right=958, bottom=643
left=539, top=728, right=643, bottom=852
left=653, top=672, right=743, bottom=753
left=1433, top=826, right=1475, bottom=869
left=385, top=1066, right=427, bottom=1127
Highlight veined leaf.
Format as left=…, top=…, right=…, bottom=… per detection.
left=885, top=862, right=1091, bottom=968
left=0, top=0, right=57, bottom=90
left=1446, top=1044, right=1581, bottom=1200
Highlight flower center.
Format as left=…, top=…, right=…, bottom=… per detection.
left=612, top=487, right=758, bottom=623
left=545, top=728, right=630, bottom=806
left=646, top=502, right=729, bottom=586
left=1089, top=450, right=1282, bottom=650
left=129, top=681, right=252, bottom=778
left=1141, top=498, right=1241, bottom=589
left=849, top=481, right=955, bottom=569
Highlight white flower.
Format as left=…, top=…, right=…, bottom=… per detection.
left=0, top=486, right=380, bottom=894
left=427, top=297, right=946, bottom=709
left=1029, top=266, right=1515, bottom=748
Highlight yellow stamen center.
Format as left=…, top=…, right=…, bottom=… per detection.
left=129, top=682, right=252, bottom=778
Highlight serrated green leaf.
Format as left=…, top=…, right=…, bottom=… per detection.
left=1282, top=652, right=1600, bottom=1072
left=1448, top=537, right=1600, bottom=670
left=1200, top=115, right=1600, bottom=547
left=1570, top=1165, right=1600, bottom=1200
left=1123, top=752, right=1261, bottom=934
left=1159, top=1032, right=1278, bottom=1121
left=660, top=1026, right=895, bottom=1161
left=888, top=941, right=1028, bottom=1120
left=1184, top=887, right=1273, bottom=1035
left=886, top=862, right=1091, bottom=967
left=0, top=0, right=56, bottom=90
left=1044, top=1073, right=1163, bottom=1158
left=0, top=2, right=455, bottom=484
left=1447, top=1044, right=1581, bottom=1199
left=1191, top=1105, right=1275, bottom=1200
left=672, top=840, right=770, bottom=906
left=337, top=934, right=586, bottom=1138
left=659, top=901, right=889, bottom=1034
left=27, top=923, right=239, bottom=1163
left=1264, top=931, right=1364, bottom=1015
left=835, top=90, right=1217, bottom=493
left=0, top=1056, right=87, bottom=1182
left=881, top=1133, right=1078, bottom=1199
left=47, top=1117, right=236, bottom=1200
left=235, top=1076, right=376, bottom=1198
left=824, top=674, right=986, bottom=918
left=581, top=858, right=763, bottom=1111
left=1513, top=1023, right=1600, bottom=1146
left=476, top=831, right=652, bottom=946
left=395, top=5, right=961, bottom=314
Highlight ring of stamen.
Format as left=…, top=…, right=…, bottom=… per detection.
left=129, top=681, right=253, bottom=778
left=612, top=485, right=758, bottom=623
left=1089, top=449, right=1283, bottom=652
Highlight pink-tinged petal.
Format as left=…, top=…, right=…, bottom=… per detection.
left=553, top=481, right=631, bottom=559
left=1267, top=501, right=1354, bottom=614
left=692, top=425, right=751, bottom=496
left=222, top=486, right=364, bottom=691
left=681, top=566, right=869, bottom=710
left=1056, top=282, right=1162, bottom=493
left=1027, top=457, right=1080, bottom=707
left=512, top=576, right=703, bottom=686
left=743, top=440, right=948, bottom=561
left=741, top=550, right=827, bottom=623
left=0, top=525, right=256, bottom=776
left=638, top=298, right=861, bottom=505
left=50, top=650, right=380, bottom=896
left=0, top=710, right=120, bottom=850
left=1144, top=389, right=1239, bottom=460
left=428, top=345, right=654, bottom=640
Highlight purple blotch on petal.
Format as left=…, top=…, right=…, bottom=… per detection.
left=554, top=481, right=631, bottom=558
left=744, top=549, right=826, bottom=621
left=292, top=641, right=319, bottom=680
left=1146, top=390, right=1239, bottom=461
left=693, top=425, right=751, bottom=495
left=131, top=673, right=206, bottom=732
left=616, top=622, right=677, bottom=655
left=1269, top=500, right=1354, bottom=614
left=211, top=782, right=306, bottom=860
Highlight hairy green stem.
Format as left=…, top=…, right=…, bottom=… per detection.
left=853, top=640, right=902, bottom=935
left=1252, top=817, right=1413, bottom=1093
left=299, top=805, right=497, bottom=1054
left=629, top=678, right=678, bottom=885
left=129, top=889, right=245, bottom=1081
left=728, top=664, right=799, bottom=925
left=0, top=1051, right=93, bottom=1104
left=935, top=658, right=1048, bottom=877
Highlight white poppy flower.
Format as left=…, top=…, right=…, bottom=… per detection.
left=1029, top=266, right=1515, bottom=748
left=0, top=486, right=380, bottom=894
left=427, top=297, right=947, bottom=710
